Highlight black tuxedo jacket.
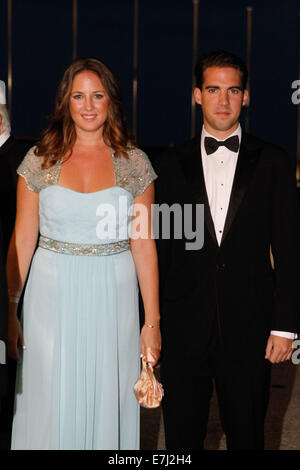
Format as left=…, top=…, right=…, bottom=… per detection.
left=0, top=136, right=32, bottom=400
left=154, top=132, right=300, bottom=362
left=0, top=219, right=8, bottom=399
left=0, top=136, right=32, bottom=255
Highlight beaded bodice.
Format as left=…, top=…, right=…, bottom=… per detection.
left=17, top=146, right=157, bottom=198
left=16, top=146, right=157, bottom=246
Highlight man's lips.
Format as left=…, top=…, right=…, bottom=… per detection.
left=215, top=111, right=230, bottom=115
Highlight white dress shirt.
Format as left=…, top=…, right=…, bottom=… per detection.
left=201, top=124, right=296, bottom=340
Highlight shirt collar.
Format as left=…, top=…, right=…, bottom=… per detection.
left=0, top=131, right=11, bottom=148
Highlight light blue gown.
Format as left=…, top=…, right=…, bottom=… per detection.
left=11, top=147, right=157, bottom=450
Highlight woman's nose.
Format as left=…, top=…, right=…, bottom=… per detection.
left=84, top=96, right=93, bottom=110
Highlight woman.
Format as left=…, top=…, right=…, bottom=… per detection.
left=7, top=57, right=161, bottom=450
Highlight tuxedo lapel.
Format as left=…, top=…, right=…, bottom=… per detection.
left=180, top=137, right=218, bottom=246
left=221, top=133, right=261, bottom=244
left=0, top=135, right=13, bottom=156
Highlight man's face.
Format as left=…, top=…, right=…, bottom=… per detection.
left=194, top=66, right=248, bottom=138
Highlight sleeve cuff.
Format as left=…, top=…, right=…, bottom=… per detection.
left=270, top=330, right=298, bottom=340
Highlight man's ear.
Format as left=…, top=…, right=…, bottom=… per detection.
left=194, top=87, right=202, bottom=105
left=242, top=89, right=249, bottom=107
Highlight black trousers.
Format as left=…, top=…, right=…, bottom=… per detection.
left=0, top=359, right=16, bottom=449
left=160, top=323, right=271, bottom=450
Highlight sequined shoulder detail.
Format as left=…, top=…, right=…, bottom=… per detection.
left=113, top=147, right=157, bottom=197
left=17, top=146, right=62, bottom=193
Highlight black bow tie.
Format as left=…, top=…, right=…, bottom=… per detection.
left=204, top=135, right=240, bottom=155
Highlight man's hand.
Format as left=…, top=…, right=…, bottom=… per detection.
left=265, top=335, right=294, bottom=363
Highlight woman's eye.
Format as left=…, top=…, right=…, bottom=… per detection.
left=71, top=93, right=104, bottom=100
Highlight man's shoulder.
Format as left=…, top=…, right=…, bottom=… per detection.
left=153, top=136, right=200, bottom=171
left=0, top=135, right=33, bottom=158
left=243, top=132, right=288, bottom=156
left=243, top=132, right=295, bottom=174
left=10, top=136, right=34, bottom=154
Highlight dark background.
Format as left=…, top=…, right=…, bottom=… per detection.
left=0, top=0, right=299, bottom=163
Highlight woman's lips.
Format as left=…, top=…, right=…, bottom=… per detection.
left=81, top=114, right=97, bottom=120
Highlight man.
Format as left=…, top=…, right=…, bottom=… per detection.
left=0, top=82, right=32, bottom=254
left=0, top=219, right=8, bottom=414
left=0, top=81, right=32, bottom=448
left=155, top=50, right=300, bottom=450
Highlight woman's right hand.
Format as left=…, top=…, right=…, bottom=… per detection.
left=8, top=312, right=25, bottom=362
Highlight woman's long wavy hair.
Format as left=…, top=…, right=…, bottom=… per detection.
left=35, top=57, right=134, bottom=168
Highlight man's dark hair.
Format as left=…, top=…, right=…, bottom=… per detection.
left=194, top=50, right=248, bottom=90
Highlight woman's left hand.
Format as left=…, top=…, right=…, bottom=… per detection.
left=140, top=325, right=161, bottom=367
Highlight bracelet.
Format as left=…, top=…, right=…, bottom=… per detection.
left=144, top=322, right=160, bottom=329
left=8, top=289, right=21, bottom=304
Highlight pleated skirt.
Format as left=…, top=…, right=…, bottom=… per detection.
left=11, top=247, right=140, bottom=450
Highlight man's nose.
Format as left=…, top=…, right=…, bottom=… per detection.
left=218, top=91, right=229, bottom=105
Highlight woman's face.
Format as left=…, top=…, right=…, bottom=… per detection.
left=69, top=70, right=109, bottom=136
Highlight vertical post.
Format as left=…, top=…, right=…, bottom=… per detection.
left=132, top=0, right=139, bottom=140
left=7, top=0, right=12, bottom=117
left=191, top=0, right=199, bottom=139
left=72, top=0, right=78, bottom=60
left=245, top=6, right=253, bottom=132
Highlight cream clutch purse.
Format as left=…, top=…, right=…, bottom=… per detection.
left=133, top=350, right=164, bottom=408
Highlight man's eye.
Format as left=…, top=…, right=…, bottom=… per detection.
left=208, top=88, right=217, bottom=93
left=230, top=89, right=240, bottom=94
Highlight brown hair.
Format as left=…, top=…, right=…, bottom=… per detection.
left=35, top=57, right=133, bottom=168
left=195, top=50, right=248, bottom=91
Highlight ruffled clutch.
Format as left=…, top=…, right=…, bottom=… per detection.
left=133, top=351, right=164, bottom=409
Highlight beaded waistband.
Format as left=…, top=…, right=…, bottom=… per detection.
left=38, top=235, right=130, bottom=256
